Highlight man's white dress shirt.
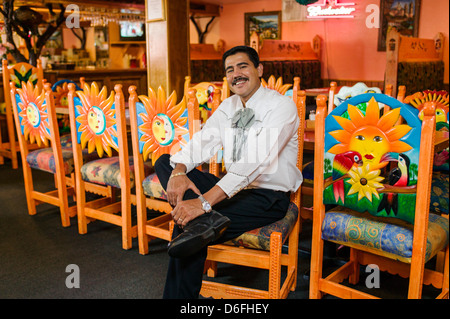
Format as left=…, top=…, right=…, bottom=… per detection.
left=170, top=85, right=303, bottom=198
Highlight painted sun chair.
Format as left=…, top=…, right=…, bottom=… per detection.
left=184, top=75, right=229, bottom=125
left=10, top=81, right=78, bottom=227
left=309, top=92, right=449, bottom=299
left=51, top=78, right=85, bottom=135
left=1, top=59, right=44, bottom=169
left=404, top=90, right=449, bottom=216
left=128, top=85, right=223, bottom=255
left=200, top=84, right=306, bottom=299
left=67, top=82, right=148, bottom=250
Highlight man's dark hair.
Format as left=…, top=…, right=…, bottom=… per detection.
left=222, top=46, right=260, bottom=71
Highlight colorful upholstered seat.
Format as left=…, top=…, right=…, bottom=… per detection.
left=309, top=93, right=449, bottom=299
left=142, top=172, right=168, bottom=200
left=226, top=202, right=299, bottom=250
left=322, top=207, right=448, bottom=263
left=26, top=147, right=75, bottom=175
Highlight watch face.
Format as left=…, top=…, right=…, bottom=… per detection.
left=202, top=201, right=212, bottom=212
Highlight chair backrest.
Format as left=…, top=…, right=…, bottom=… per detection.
left=10, top=81, right=55, bottom=148
left=51, top=79, right=83, bottom=107
left=404, top=90, right=449, bottom=132
left=261, top=75, right=292, bottom=96
left=129, top=85, right=190, bottom=165
left=322, top=93, right=427, bottom=224
left=2, top=60, right=44, bottom=90
left=68, top=81, right=126, bottom=159
left=184, top=75, right=223, bottom=124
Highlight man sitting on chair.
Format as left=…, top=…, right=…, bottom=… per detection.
left=155, top=45, right=303, bottom=298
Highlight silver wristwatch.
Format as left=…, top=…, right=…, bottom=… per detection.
left=198, top=195, right=212, bottom=213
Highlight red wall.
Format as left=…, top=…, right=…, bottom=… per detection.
left=219, top=0, right=449, bottom=85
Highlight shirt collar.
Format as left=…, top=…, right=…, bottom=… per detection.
left=220, top=84, right=265, bottom=119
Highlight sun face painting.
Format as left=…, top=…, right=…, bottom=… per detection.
left=136, top=86, right=188, bottom=164
left=16, top=81, right=50, bottom=147
left=324, top=95, right=421, bottom=224
left=328, top=97, right=413, bottom=170
left=74, top=82, right=118, bottom=157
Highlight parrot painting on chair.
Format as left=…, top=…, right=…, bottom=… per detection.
left=332, top=151, right=363, bottom=204
left=377, top=153, right=410, bottom=216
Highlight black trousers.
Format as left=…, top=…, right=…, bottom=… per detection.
left=155, top=154, right=290, bottom=299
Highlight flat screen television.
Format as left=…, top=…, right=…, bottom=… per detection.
left=119, top=21, right=145, bottom=41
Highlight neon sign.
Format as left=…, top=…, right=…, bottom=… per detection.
left=307, top=0, right=356, bottom=19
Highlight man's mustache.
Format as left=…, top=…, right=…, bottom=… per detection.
left=231, top=76, right=248, bottom=86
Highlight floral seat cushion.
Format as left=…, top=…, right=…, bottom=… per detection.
left=59, top=134, right=72, bottom=148
left=225, top=202, right=299, bottom=250
left=26, top=147, right=75, bottom=175
left=321, top=207, right=449, bottom=263
left=431, top=172, right=449, bottom=214
left=81, top=157, right=153, bottom=189
left=142, top=172, right=167, bottom=200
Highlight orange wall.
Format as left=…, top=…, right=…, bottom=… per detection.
left=219, top=0, right=449, bottom=84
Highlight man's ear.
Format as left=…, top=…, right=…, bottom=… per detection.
left=257, top=63, right=263, bottom=77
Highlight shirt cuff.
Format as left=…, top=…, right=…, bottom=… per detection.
left=169, top=153, right=197, bottom=173
left=216, top=172, right=249, bottom=198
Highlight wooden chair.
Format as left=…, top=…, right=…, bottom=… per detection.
left=51, top=78, right=85, bottom=135
left=309, top=92, right=449, bottom=299
left=10, top=81, right=76, bottom=227
left=1, top=59, right=44, bottom=169
left=184, top=75, right=228, bottom=124
left=128, top=85, right=222, bottom=255
left=261, top=75, right=293, bottom=96
left=67, top=82, right=136, bottom=250
left=200, top=85, right=306, bottom=299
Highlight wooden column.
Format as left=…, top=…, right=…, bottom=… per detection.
left=145, top=0, right=190, bottom=96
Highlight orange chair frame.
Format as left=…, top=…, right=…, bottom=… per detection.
left=1, top=59, right=44, bottom=169
left=309, top=96, right=449, bottom=299
left=10, top=81, right=75, bottom=227
left=200, top=82, right=306, bottom=299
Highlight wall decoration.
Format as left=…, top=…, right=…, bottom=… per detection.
left=244, top=11, right=281, bottom=45
left=378, top=0, right=421, bottom=51
left=146, top=0, right=166, bottom=22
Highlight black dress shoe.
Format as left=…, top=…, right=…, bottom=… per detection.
left=167, top=210, right=230, bottom=258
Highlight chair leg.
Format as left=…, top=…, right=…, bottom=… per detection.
left=137, top=194, right=149, bottom=255
left=442, top=245, right=449, bottom=294
left=121, top=192, right=132, bottom=250
left=76, top=181, right=88, bottom=235
left=5, top=104, right=18, bottom=169
left=55, top=172, right=70, bottom=227
left=268, top=232, right=282, bottom=299
left=22, top=164, right=37, bottom=216
left=309, top=235, right=324, bottom=299
left=349, top=248, right=360, bottom=285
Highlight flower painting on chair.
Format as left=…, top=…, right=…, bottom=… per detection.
left=135, top=86, right=189, bottom=164
left=323, top=94, right=422, bottom=224
left=15, top=81, right=50, bottom=147
left=73, top=82, right=119, bottom=157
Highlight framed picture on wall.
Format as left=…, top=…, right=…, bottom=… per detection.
left=244, top=11, right=281, bottom=45
left=377, top=0, right=421, bottom=51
